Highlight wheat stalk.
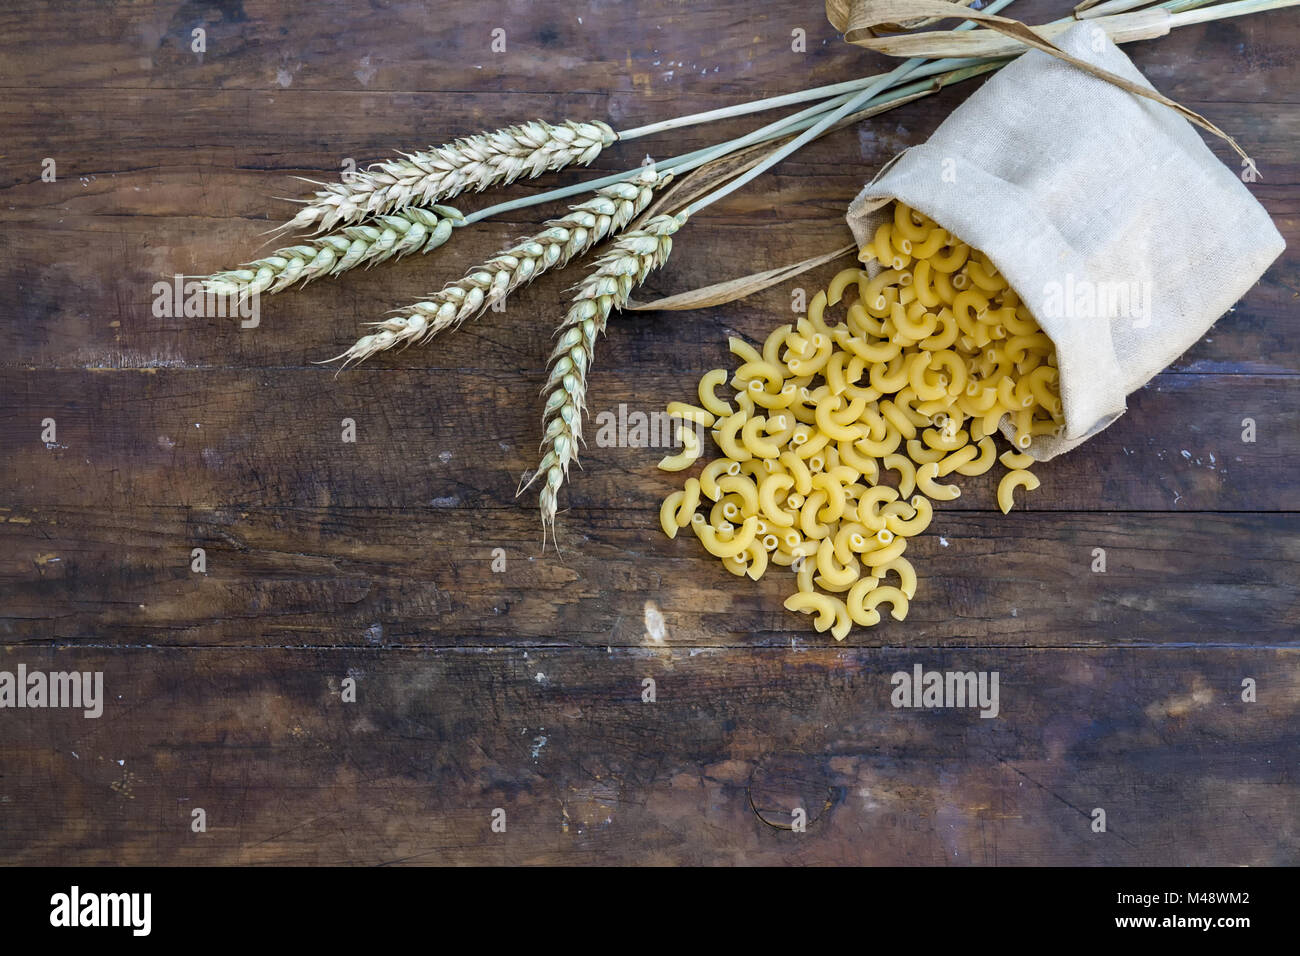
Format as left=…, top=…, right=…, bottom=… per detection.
left=285, top=119, right=617, bottom=235
left=203, top=206, right=464, bottom=298
left=522, top=212, right=687, bottom=539
left=329, top=166, right=666, bottom=366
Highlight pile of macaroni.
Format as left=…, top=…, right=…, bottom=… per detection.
left=656, top=201, right=1062, bottom=640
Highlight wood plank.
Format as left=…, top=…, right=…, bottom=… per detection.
left=1, top=0, right=1295, bottom=105
left=0, top=645, right=1293, bottom=865
left=0, top=205, right=1295, bottom=375
left=0, top=368, right=1292, bottom=511
left=2, top=74, right=1295, bottom=192
left=0, top=508, right=1296, bottom=647
left=0, top=0, right=865, bottom=95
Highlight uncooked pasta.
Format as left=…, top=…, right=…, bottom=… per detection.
left=657, top=201, right=1059, bottom=638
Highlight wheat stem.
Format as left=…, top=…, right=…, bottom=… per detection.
left=465, top=0, right=1243, bottom=228
left=1168, top=0, right=1300, bottom=26
left=328, top=166, right=666, bottom=367
left=1158, top=0, right=1237, bottom=11
left=683, top=0, right=1022, bottom=217
left=457, top=98, right=847, bottom=227
left=203, top=205, right=464, bottom=298
left=285, top=119, right=616, bottom=234
left=523, top=212, right=687, bottom=541
left=460, top=54, right=999, bottom=228
left=616, top=74, right=892, bottom=140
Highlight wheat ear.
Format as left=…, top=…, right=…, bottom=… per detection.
left=203, top=205, right=464, bottom=298
left=286, top=120, right=617, bottom=235
left=522, top=212, right=687, bottom=540
left=331, top=166, right=666, bottom=366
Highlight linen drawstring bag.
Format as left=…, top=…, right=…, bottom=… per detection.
left=844, top=20, right=1285, bottom=458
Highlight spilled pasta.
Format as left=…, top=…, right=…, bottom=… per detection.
left=656, top=200, right=1060, bottom=640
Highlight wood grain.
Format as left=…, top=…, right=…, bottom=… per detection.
left=0, top=369, right=1293, bottom=511
left=0, top=645, right=1293, bottom=865
left=0, top=207, right=1296, bottom=374
left=0, top=0, right=1296, bottom=866
left=1, top=509, right=1296, bottom=647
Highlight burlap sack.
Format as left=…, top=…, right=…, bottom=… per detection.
left=846, top=22, right=1284, bottom=459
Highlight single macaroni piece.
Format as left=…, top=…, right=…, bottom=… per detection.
left=864, top=537, right=907, bottom=568
left=673, top=478, right=701, bottom=526
left=784, top=591, right=852, bottom=641
left=827, top=267, right=862, bottom=306
left=699, top=457, right=740, bottom=500
left=799, top=491, right=831, bottom=539
left=667, top=402, right=716, bottom=427
left=714, top=473, right=759, bottom=516
left=729, top=536, right=768, bottom=581
left=906, top=438, right=946, bottom=464
left=740, top=415, right=783, bottom=458
left=657, top=200, right=1059, bottom=640
left=936, top=442, right=978, bottom=475
left=713, top=410, right=751, bottom=462
left=881, top=453, right=917, bottom=497
left=693, top=514, right=759, bottom=558
left=815, top=537, right=860, bottom=590
left=659, top=491, right=685, bottom=539
left=757, top=472, right=796, bottom=527
left=885, top=495, right=933, bottom=537
left=916, top=461, right=961, bottom=501
left=697, top=368, right=734, bottom=417
left=849, top=584, right=910, bottom=627
left=874, top=556, right=917, bottom=600
left=999, top=449, right=1036, bottom=470
left=997, top=469, right=1041, bottom=513
left=729, top=336, right=763, bottom=365
left=856, top=484, right=900, bottom=531
left=657, top=422, right=702, bottom=472
left=735, top=359, right=786, bottom=392
left=953, top=436, right=997, bottom=476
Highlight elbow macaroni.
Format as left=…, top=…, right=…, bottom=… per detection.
left=997, top=468, right=1041, bottom=513
left=657, top=200, right=1056, bottom=639
left=657, top=420, right=702, bottom=472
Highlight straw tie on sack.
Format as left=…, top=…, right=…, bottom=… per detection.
left=826, top=0, right=1259, bottom=175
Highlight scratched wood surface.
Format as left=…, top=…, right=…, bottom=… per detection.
left=0, top=0, right=1297, bottom=865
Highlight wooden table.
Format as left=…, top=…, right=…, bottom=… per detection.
left=1, top=0, right=1296, bottom=865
